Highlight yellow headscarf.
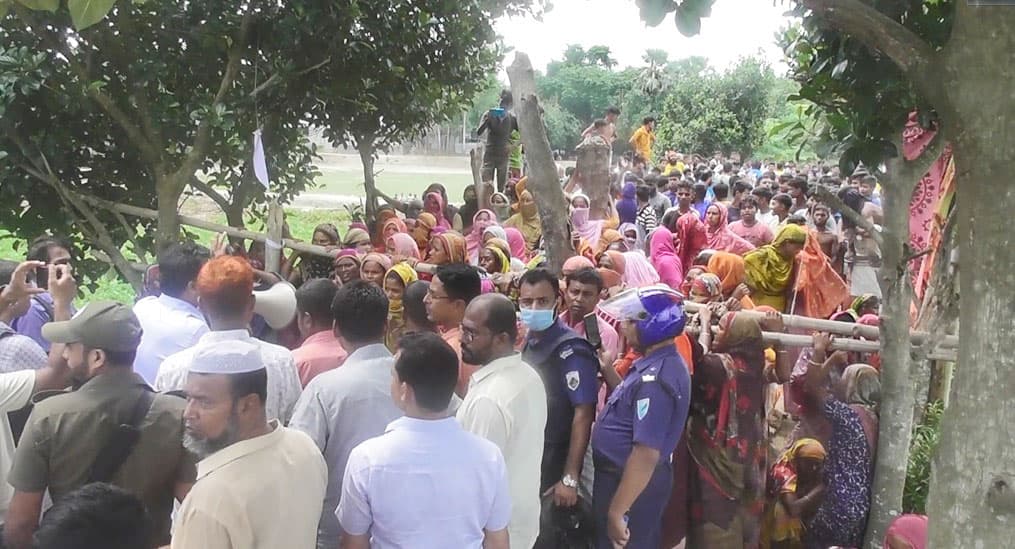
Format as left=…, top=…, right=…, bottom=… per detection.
left=743, top=224, right=807, bottom=298
left=504, top=189, right=541, bottom=252
left=384, top=263, right=418, bottom=351
left=482, top=244, right=510, bottom=274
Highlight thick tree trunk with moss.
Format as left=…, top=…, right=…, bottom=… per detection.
left=506, top=53, right=572, bottom=274
left=575, top=139, right=612, bottom=220
left=155, top=176, right=184, bottom=254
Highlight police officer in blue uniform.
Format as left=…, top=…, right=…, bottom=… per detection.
left=591, top=285, right=691, bottom=549
left=518, top=269, right=600, bottom=510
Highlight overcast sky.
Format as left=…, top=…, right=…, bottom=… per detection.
left=495, top=0, right=795, bottom=74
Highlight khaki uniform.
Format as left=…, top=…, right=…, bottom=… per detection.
left=9, top=370, right=197, bottom=546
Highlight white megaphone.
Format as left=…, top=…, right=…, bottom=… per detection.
left=253, top=282, right=297, bottom=330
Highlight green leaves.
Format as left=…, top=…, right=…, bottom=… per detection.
left=68, top=0, right=117, bottom=30
left=14, top=0, right=58, bottom=12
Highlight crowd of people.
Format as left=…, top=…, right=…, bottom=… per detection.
left=0, top=103, right=929, bottom=549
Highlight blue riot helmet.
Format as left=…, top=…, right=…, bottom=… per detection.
left=599, top=285, right=686, bottom=348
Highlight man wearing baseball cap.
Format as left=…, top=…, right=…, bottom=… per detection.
left=4, top=300, right=197, bottom=549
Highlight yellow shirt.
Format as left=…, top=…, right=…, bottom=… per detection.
left=629, top=126, right=655, bottom=163
left=172, top=422, right=328, bottom=549
left=662, top=161, right=685, bottom=176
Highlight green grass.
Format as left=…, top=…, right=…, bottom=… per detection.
left=0, top=209, right=351, bottom=305
left=314, top=171, right=474, bottom=202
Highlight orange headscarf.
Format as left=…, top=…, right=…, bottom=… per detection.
left=707, top=251, right=755, bottom=309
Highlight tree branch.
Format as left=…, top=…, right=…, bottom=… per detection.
left=248, top=57, right=332, bottom=99
left=886, top=132, right=946, bottom=194
left=177, top=11, right=254, bottom=181
left=800, top=0, right=947, bottom=114
left=13, top=4, right=163, bottom=168
left=187, top=176, right=232, bottom=214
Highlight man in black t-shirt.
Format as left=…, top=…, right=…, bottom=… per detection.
left=477, top=90, right=518, bottom=192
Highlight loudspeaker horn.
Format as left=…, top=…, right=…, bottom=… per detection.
left=253, top=282, right=297, bottom=330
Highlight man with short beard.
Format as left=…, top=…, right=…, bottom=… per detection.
left=173, top=340, right=326, bottom=549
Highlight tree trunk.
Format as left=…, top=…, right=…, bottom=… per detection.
left=358, top=139, right=378, bottom=225
left=924, top=6, right=1015, bottom=547
left=506, top=53, right=572, bottom=274
left=864, top=151, right=920, bottom=548
left=155, top=175, right=184, bottom=254
left=575, top=139, right=612, bottom=220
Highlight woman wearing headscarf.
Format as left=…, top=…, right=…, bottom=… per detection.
left=490, top=192, right=512, bottom=222
left=478, top=244, right=510, bottom=276
left=621, top=251, right=660, bottom=288
left=597, top=250, right=626, bottom=278
left=372, top=206, right=399, bottom=250
left=289, top=223, right=341, bottom=284
left=379, top=217, right=408, bottom=250
left=744, top=224, right=808, bottom=312
left=570, top=193, right=609, bottom=253
left=483, top=225, right=508, bottom=245
left=884, top=515, right=927, bottom=549
left=465, top=209, right=498, bottom=264
left=561, top=255, right=595, bottom=277
left=503, top=189, right=541, bottom=252
left=386, top=232, right=421, bottom=263
left=831, top=294, right=880, bottom=324
left=708, top=251, right=756, bottom=309
left=794, top=227, right=850, bottom=318
left=411, top=213, right=438, bottom=251
left=687, top=273, right=723, bottom=304
left=704, top=202, right=755, bottom=256
left=619, top=222, right=639, bottom=252
left=425, top=183, right=458, bottom=226
left=342, top=228, right=374, bottom=255
left=686, top=310, right=792, bottom=548
left=455, top=184, right=480, bottom=234
left=383, top=263, right=419, bottom=351
left=649, top=228, right=684, bottom=290
left=503, top=227, right=529, bottom=262
left=360, top=253, right=392, bottom=288
left=761, top=438, right=827, bottom=549
left=802, top=333, right=880, bottom=549
left=616, top=181, right=638, bottom=226
left=332, top=250, right=362, bottom=286
left=425, top=232, right=468, bottom=265
left=424, top=191, right=453, bottom=230
left=673, top=212, right=709, bottom=271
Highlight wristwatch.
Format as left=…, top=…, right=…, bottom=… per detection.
left=561, top=474, right=578, bottom=489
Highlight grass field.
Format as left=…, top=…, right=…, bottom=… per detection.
left=313, top=171, right=474, bottom=201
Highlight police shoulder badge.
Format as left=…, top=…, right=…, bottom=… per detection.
left=636, top=398, right=650, bottom=420
left=565, top=370, right=580, bottom=391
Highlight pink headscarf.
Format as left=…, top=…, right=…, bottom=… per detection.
left=649, top=228, right=684, bottom=290
left=704, top=202, right=755, bottom=256
left=621, top=251, right=659, bottom=288
left=466, top=209, right=497, bottom=264
left=361, top=253, right=392, bottom=275
left=425, top=192, right=451, bottom=229
left=562, top=255, right=595, bottom=276
left=570, top=194, right=605, bottom=249
left=883, top=515, right=927, bottom=549
left=505, top=228, right=528, bottom=260
left=387, top=232, right=421, bottom=260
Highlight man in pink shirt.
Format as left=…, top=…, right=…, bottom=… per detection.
left=559, top=268, right=621, bottom=364
left=293, top=279, right=347, bottom=387
left=729, top=195, right=774, bottom=248
left=424, top=264, right=482, bottom=397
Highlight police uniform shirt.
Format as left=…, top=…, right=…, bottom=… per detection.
left=8, top=370, right=197, bottom=546
left=592, top=345, right=690, bottom=468
left=522, top=319, right=599, bottom=446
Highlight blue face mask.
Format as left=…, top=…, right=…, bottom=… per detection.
left=519, top=307, right=555, bottom=332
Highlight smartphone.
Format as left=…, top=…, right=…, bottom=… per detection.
left=583, top=312, right=602, bottom=350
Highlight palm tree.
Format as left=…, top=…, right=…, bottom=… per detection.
left=638, top=50, right=670, bottom=98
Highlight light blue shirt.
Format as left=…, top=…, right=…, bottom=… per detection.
left=132, top=294, right=208, bottom=384
left=289, top=344, right=403, bottom=549
left=337, top=417, right=512, bottom=549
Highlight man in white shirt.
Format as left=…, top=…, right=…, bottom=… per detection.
left=173, top=340, right=326, bottom=549
left=457, top=294, right=546, bottom=549
left=133, top=242, right=210, bottom=384
left=155, top=256, right=300, bottom=424
left=290, top=281, right=402, bottom=549
left=337, top=332, right=511, bottom=549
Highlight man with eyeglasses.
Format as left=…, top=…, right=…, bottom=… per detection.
left=457, top=293, right=546, bottom=549
left=423, top=264, right=482, bottom=398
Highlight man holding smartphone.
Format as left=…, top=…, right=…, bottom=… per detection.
left=559, top=268, right=622, bottom=363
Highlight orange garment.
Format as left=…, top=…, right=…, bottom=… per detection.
left=674, top=333, right=694, bottom=375
left=707, top=252, right=756, bottom=309
left=292, top=330, right=348, bottom=387
left=795, top=229, right=850, bottom=318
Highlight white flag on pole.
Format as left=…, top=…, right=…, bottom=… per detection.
left=253, top=129, right=270, bottom=190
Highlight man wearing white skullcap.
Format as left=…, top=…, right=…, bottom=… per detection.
left=171, top=340, right=327, bottom=549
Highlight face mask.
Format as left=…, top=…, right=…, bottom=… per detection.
left=571, top=207, right=590, bottom=228
left=520, top=307, right=555, bottom=332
